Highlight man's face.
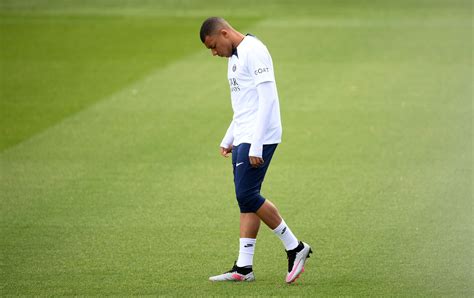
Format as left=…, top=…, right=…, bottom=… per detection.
left=204, top=30, right=233, bottom=58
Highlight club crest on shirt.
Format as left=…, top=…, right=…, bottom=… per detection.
left=232, top=64, right=237, bottom=72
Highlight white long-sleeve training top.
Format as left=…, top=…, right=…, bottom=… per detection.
left=220, top=35, right=282, bottom=158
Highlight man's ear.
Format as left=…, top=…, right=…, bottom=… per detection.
left=220, top=28, right=229, bottom=38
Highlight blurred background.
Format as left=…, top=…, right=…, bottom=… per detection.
left=1, top=0, right=472, bottom=295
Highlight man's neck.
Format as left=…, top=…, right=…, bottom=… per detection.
left=231, top=31, right=246, bottom=49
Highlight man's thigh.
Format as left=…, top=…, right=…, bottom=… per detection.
left=232, top=143, right=278, bottom=207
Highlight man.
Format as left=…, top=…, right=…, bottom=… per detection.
left=200, top=17, right=312, bottom=284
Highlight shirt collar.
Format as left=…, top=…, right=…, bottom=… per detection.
left=232, top=33, right=255, bottom=58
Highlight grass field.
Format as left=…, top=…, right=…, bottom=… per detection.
left=1, top=0, right=472, bottom=296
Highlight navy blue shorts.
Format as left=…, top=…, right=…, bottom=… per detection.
left=231, top=143, right=278, bottom=213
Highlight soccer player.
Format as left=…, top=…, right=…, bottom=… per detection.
left=200, top=17, right=312, bottom=284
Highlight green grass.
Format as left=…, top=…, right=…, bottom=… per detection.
left=1, top=0, right=472, bottom=296
left=0, top=12, right=257, bottom=150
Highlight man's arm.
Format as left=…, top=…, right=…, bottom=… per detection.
left=249, top=81, right=278, bottom=166
left=220, top=120, right=234, bottom=157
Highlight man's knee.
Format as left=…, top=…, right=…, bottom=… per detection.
left=236, top=191, right=266, bottom=213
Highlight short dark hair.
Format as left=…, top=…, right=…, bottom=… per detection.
left=199, top=17, right=227, bottom=43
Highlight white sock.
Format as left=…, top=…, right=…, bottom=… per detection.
left=273, top=219, right=299, bottom=250
left=236, top=238, right=256, bottom=267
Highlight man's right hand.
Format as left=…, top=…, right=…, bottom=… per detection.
left=220, top=146, right=232, bottom=158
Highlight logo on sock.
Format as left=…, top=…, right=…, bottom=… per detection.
left=244, top=244, right=254, bottom=248
left=281, top=227, right=287, bottom=235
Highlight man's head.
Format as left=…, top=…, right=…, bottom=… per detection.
left=200, top=17, right=237, bottom=58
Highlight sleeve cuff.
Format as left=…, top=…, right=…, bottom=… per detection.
left=220, top=141, right=233, bottom=148
left=249, top=143, right=263, bottom=158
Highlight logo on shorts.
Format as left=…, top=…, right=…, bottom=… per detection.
left=236, top=162, right=244, bottom=167
left=232, top=64, right=237, bottom=72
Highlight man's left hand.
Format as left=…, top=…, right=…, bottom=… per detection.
left=249, top=156, right=264, bottom=168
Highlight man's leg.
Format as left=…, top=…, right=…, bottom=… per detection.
left=256, top=199, right=312, bottom=283
left=255, top=199, right=282, bottom=229
left=240, top=212, right=260, bottom=238
left=256, top=200, right=298, bottom=250
left=209, top=213, right=259, bottom=282
left=210, top=144, right=259, bottom=282
left=233, top=143, right=312, bottom=283
left=236, top=213, right=260, bottom=267
left=210, top=143, right=311, bottom=283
